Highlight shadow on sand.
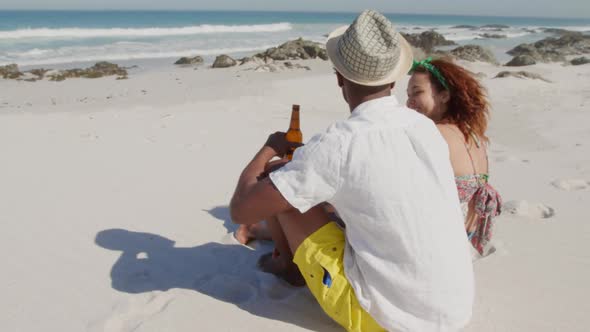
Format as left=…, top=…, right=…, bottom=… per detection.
left=95, top=206, right=339, bottom=331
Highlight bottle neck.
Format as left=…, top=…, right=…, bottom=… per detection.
left=289, top=110, right=300, bottom=130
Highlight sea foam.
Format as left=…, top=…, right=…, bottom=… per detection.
left=0, top=23, right=292, bottom=39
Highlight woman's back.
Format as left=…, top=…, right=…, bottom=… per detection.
left=436, top=124, right=487, bottom=178
left=437, top=123, right=501, bottom=257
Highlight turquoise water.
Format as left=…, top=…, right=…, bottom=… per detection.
left=1, top=10, right=589, bottom=67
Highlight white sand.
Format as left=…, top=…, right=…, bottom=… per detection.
left=1, top=59, right=589, bottom=331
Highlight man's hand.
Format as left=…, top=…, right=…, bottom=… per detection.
left=265, top=132, right=303, bottom=158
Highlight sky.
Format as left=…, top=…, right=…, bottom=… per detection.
left=0, top=0, right=589, bottom=19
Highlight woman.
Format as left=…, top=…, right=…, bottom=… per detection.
left=406, top=57, right=502, bottom=257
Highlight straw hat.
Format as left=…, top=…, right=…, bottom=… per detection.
left=326, top=10, right=413, bottom=86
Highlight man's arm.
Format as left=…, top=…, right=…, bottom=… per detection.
left=229, top=133, right=298, bottom=225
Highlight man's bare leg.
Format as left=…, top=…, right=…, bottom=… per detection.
left=235, top=158, right=289, bottom=245
left=257, top=215, right=305, bottom=286
left=258, top=205, right=331, bottom=286
left=237, top=203, right=339, bottom=245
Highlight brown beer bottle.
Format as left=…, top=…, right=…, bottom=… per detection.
left=285, top=104, right=302, bottom=160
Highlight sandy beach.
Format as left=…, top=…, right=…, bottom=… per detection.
left=1, top=54, right=590, bottom=331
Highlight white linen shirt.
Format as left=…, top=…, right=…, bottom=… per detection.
left=269, top=96, right=474, bottom=332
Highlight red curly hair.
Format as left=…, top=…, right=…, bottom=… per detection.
left=413, top=58, right=490, bottom=144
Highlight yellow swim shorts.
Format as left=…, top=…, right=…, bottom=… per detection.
left=293, top=222, right=385, bottom=332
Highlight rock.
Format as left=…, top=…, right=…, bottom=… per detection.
left=505, top=55, right=537, bottom=66
left=571, top=56, right=590, bottom=65
left=90, top=61, right=127, bottom=76
left=264, top=47, right=288, bottom=61
left=542, top=28, right=577, bottom=36
left=479, top=33, right=507, bottom=39
left=47, top=72, right=67, bottom=81
left=244, top=61, right=311, bottom=73
left=534, top=32, right=589, bottom=54
left=239, top=56, right=267, bottom=66
left=494, top=71, right=551, bottom=82
left=481, top=24, right=509, bottom=29
left=28, top=68, right=50, bottom=79
left=255, top=38, right=328, bottom=61
left=0, top=64, right=23, bottom=79
left=45, top=62, right=127, bottom=81
left=450, top=45, right=498, bottom=64
left=508, top=43, right=541, bottom=57
left=507, top=43, right=564, bottom=62
left=451, top=25, right=478, bottom=30
left=508, top=33, right=590, bottom=62
left=212, top=55, right=237, bottom=68
left=174, top=55, right=204, bottom=65
left=400, top=31, right=457, bottom=52
left=302, top=44, right=321, bottom=58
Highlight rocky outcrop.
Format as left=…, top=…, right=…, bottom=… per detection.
left=571, top=56, right=590, bottom=65
left=19, top=68, right=50, bottom=82
left=212, top=55, right=237, bottom=68
left=505, top=55, right=537, bottom=66
left=239, top=56, right=268, bottom=66
left=400, top=31, right=456, bottom=52
left=507, top=33, right=590, bottom=63
left=533, top=32, right=590, bottom=54
left=254, top=38, right=328, bottom=61
left=507, top=43, right=561, bottom=62
left=46, top=62, right=128, bottom=81
left=451, top=25, right=478, bottom=30
left=1, top=62, right=127, bottom=81
left=242, top=61, right=311, bottom=73
left=234, top=38, right=328, bottom=73
left=28, top=68, right=50, bottom=79
left=479, top=33, right=507, bottom=39
left=481, top=24, right=509, bottom=29
left=450, top=45, right=498, bottom=64
left=494, top=71, right=551, bottom=82
left=542, top=28, right=577, bottom=36
left=0, top=64, right=22, bottom=79
left=174, top=55, right=204, bottom=65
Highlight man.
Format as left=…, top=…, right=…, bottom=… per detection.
left=230, top=10, right=474, bottom=332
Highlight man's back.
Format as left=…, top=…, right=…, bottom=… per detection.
left=286, top=95, right=474, bottom=331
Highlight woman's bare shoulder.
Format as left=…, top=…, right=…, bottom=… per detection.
left=435, top=123, right=459, bottom=142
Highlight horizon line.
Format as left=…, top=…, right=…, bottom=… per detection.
left=0, top=8, right=589, bottom=21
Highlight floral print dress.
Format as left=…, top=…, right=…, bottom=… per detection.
left=454, top=133, right=502, bottom=257
left=456, top=174, right=502, bottom=256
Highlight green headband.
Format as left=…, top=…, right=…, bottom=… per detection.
left=409, top=57, right=449, bottom=90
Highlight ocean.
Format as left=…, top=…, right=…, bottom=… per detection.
left=1, top=10, right=589, bottom=69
